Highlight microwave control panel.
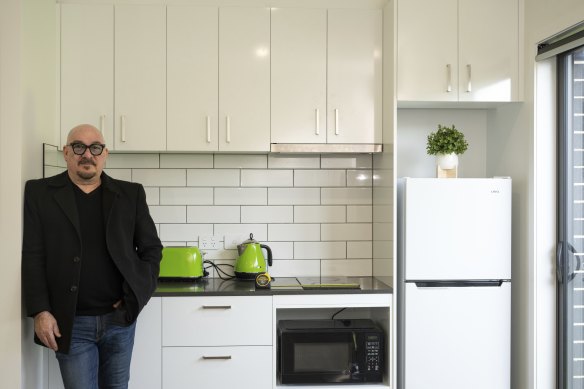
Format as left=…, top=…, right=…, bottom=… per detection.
left=365, top=333, right=383, bottom=372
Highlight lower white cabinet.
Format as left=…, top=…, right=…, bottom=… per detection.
left=163, top=346, right=272, bottom=389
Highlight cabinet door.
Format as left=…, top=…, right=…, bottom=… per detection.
left=271, top=8, right=326, bottom=144
left=129, top=297, right=162, bottom=389
left=60, top=4, right=113, bottom=148
left=219, top=7, right=270, bottom=152
left=163, top=346, right=272, bottom=389
left=458, top=0, right=519, bottom=102
left=328, top=9, right=382, bottom=143
left=167, top=6, right=219, bottom=151
left=396, top=0, right=458, bottom=102
left=115, top=5, right=166, bottom=151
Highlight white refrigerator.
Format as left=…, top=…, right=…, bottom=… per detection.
left=397, top=178, right=511, bottom=389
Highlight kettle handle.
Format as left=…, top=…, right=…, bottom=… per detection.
left=260, top=244, right=273, bottom=267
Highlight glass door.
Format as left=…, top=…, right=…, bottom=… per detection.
left=558, top=44, right=584, bottom=389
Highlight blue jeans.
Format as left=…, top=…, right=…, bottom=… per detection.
left=55, top=312, right=136, bottom=389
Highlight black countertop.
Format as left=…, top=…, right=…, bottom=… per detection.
left=153, top=276, right=393, bottom=297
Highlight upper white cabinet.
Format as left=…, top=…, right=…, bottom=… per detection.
left=328, top=9, right=382, bottom=143
left=397, top=0, right=519, bottom=103
left=271, top=8, right=327, bottom=144
left=219, top=7, right=270, bottom=152
left=271, top=8, right=382, bottom=145
left=167, top=6, right=219, bottom=151
left=115, top=5, right=166, bottom=151
left=60, top=4, right=113, bottom=148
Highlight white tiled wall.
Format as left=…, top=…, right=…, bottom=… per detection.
left=43, top=151, right=377, bottom=278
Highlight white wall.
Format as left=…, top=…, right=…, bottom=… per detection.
left=0, top=0, right=22, bottom=387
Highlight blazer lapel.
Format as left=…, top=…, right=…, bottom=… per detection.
left=53, top=182, right=81, bottom=239
left=101, top=173, right=120, bottom=230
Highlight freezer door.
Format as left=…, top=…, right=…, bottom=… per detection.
left=402, top=282, right=511, bottom=389
left=402, top=178, right=511, bottom=280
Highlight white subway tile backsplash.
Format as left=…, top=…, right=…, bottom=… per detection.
left=160, top=187, right=213, bottom=205
left=321, top=188, right=372, bottom=205
left=187, top=169, right=239, bottom=187
left=159, top=224, right=213, bottom=241
left=241, top=206, right=293, bottom=223
left=321, top=154, right=372, bottom=169
left=321, top=224, right=372, bottom=241
left=214, top=154, right=267, bottom=168
left=241, top=170, right=293, bottom=187
left=144, top=187, right=160, bottom=205
left=104, top=169, right=132, bottom=181
left=187, top=206, right=240, bottom=223
left=268, top=188, right=320, bottom=205
left=42, top=151, right=386, bottom=279
left=269, top=224, right=320, bottom=241
left=347, top=241, right=373, bottom=258
left=268, top=154, right=320, bottom=169
left=133, top=169, right=186, bottom=187
left=270, top=260, right=321, bottom=278
left=214, top=224, right=268, bottom=241
left=294, top=242, right=346, bottom=259
left=160, top=154, right=213, bottom=168
left=106, top=153, right=159, bottom=168
left=294, top=170, right=346, bottom=187
left=215, top=188, right=267, bottom=205
left=321, top=259, right=372, bottom=277
left=294, top=206, right=346, bottom=223
left=149, top=206, right=186, bottom=223
left=347, top=206, right=372, bottom=223
left=347, top=170, right=372, bottom=187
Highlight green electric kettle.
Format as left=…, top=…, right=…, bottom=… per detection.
left=234, top=233, right=273, bottom=280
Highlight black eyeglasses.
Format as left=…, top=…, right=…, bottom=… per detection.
left=68, top=142, right=106, bottom=156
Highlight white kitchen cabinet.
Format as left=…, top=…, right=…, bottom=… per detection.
left=271, top=8, right=382, bottom=145
left=60, top=3, right=113, bottom=148
left=114, top=5, right=166, bottom=151
left=328, top=9, right=382, bottom=144
left=219, top=7, right=270, bottom=152
left=271, top=8, right=327, bottom=144
left=163, top=346, right=272, bottom=389
left=167, top=6, right=219, bottom=151
left=47, top=297, right=162, bottom=389
left=397, top=0, right=519, bottom=103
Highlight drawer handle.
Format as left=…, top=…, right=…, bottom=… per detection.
left=202, top=305, right=232, bottom=310
left=202, top=355, right=232, bottom=360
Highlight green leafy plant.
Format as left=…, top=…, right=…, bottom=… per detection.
left=426, top=124, right=469, bottom=155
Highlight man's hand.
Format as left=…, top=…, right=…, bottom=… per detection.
left=34, top=311, right=61, bottom=351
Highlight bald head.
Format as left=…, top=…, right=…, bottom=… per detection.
left=66, top=124, right=104, bottom=146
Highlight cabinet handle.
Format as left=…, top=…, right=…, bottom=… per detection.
left=334, top=109, right=339, bottom=135
left=446, top=64, right=452, bottom=92
left=226, top=116, right=231, bottom=143
left=121, top=115, right=126, bottom=142
left=206, top=116, right=211, bottom=143
left=315, top=108, right=320, bottom=135
left=202, top=305, right=232, bottom=309
left=466, top=64, right=472, bottom=92
left=202, top=355, right=232, bottom=360
left=99, top=115, right=105, bottom=133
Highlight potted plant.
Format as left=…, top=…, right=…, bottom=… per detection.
left=426, top=124, right=469, bottom=170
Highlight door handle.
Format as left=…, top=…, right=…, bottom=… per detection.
left=206, top=116, right=211, bottom=143
left=446, top=64, right=452, bottom=92
left=202, top=355, right=232, bottom=360
left=201, top=305, right=232, bottom=310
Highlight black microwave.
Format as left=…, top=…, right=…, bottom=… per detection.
left=277, top=319, right=384, bottom=384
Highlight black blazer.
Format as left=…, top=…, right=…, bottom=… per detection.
left=22, top=171, right=163, bottom=353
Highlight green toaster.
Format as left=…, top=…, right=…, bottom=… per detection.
left=159, top=247, right=207, bottom=280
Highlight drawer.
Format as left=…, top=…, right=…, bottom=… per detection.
left=162, top=296, right=272, bottom=346
left=162, top=346, right=272, bottom=389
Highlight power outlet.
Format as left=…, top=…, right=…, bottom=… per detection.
left=199, top=235, right=221, bottom=250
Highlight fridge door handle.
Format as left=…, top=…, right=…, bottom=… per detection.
left=557, top=242, right=563, bottom=283
left=414, top=280, right=504, bottom=288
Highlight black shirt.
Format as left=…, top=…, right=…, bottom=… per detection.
left=72, top=183, right=124, bottom=315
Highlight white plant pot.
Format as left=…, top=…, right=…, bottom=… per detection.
left=436, top=153, right=458, bottom=170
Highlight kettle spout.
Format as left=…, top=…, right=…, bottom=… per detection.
left=236, top=244, right=246, bottom=256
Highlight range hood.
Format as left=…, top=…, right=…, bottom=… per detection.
left=270, top=143, right=382, bottom=153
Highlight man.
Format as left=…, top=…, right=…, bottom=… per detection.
left=22, top=124, right=163, bottom=389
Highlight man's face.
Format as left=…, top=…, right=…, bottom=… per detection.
left=63, top=126, right=108, bottom=182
